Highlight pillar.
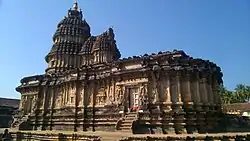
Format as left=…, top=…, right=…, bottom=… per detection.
left=82, top=81, right=88, bottom=131
left=206, top=73, right=216, bottom=132
left=207, top=74, right=214, bottom=108
left=199, top=73, right=209, bottom=109
left=191, top=72, right=202, bottom=109
left=161, top=73, right=174, bottom=133
left=170, top=71, right=186, bottom=134
left=199, top=72, right=211, bottom=133
left=165, top=74, right=172, bottom=107
left=181, top=72, right=195, bottom=133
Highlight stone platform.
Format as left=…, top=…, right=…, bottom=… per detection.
left=2, top=129, right=250, bottom=141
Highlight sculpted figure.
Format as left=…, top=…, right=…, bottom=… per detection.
left=31, top=96, right=37, bottom=112
left=56, top=88, right=63, bottom=107
left=152, top=71, right=160, bottom=103
left=116, top=86, right=124, bottom=105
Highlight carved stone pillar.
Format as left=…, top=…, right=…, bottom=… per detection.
left=19, top=96, right=24, bottom=110
left=92, top=79, right=98, bottom=132
left=207, top=74, right=214, bottom=107
left=161, top=73, right=174, bottom=134
left=181, top=72, right=195, bottom=133
left=198, top=72, right=209, bottom=133
left=191, top=72, right=202, bottom=109
left=151, top=71, right=159, bottom=104
left=164, top=76, right=170, bottom=101
left=171, top=72, right=186, bottom=134
left=42, top=87, right=47, bottom=111
left=199, top=73, right=209, bottom=109
left=66, top=84, right=70, bottom=105
left=206, top=73, right=216, bottom=132
left=82, top=81, right=88, bottom=131
left=212, top=74, right=220, bottom=109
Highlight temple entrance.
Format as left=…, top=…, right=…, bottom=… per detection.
left=126, top=86, right=140, bottom=112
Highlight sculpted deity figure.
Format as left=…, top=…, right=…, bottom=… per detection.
left=152, top=71, right=160, bottom=103
left=115, top=86, right=124, bottom=105
left=56, top=88, right=63, bottom=108
left=71, top=86, right=76, bottom=95
left=31, top=96, right=37, bottom=112
left=139, top=84, right=148, bottom=107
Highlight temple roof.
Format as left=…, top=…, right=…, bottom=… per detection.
left=80, top=28, right=121, bottom=59
left=45, top=1, right=91, bottom=62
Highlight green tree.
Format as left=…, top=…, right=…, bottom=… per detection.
left=219, top=84, right=250, bottom=104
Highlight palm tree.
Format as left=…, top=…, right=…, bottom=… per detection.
left=235, top=84, right=249, bottom=103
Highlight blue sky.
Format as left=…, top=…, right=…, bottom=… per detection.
left=0, top=0, right=249, bottom=99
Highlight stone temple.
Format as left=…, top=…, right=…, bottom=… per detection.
left=13, top=2, right=223, bottom=134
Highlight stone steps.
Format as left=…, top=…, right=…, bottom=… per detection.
left=120, top=112, right=137, bottom=131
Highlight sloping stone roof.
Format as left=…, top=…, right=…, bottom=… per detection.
left=0, top=97, right=20, bottom=109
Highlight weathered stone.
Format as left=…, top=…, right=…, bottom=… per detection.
left=12, top=1, right=225, bottom=136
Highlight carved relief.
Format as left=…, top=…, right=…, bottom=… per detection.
left=31, top=95, right=37, bottom=112
left=55, top=87, right=63, bottom=108
left=139, top=84, right=148, bottom=106
left=79, top=85, right=84, bottom=106
left=115, top=86, right=123, bottom=105
left=96, top=87, right=107, bottom=105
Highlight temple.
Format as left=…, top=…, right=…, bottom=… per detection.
left=12, top=2, right=223, bottom=134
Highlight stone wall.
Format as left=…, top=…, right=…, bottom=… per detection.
left=5, top=131, right=250, bottom=141
left=0, top=98, right=20, bottom=128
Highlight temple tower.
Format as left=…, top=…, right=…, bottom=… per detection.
left=45, top=2, right=91, bottom=74
left=91, top=28, right=121, bottom=64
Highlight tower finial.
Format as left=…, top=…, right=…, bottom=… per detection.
left=73, top=0, right=78, bottom=11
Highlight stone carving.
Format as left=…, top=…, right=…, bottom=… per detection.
left=56, top=88, right=63, bottom=108
left=152, top=71, right=160, bottom=103
left=31, top=96, right=37, bottom=112
left=96, top=88, right=106, bottom=105
left=115, top=86, right=124, bottom=106
left=21, top=96, right=26, bottom=110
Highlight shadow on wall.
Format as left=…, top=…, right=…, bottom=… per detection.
left=18, top=119, right=32, bottom=131
left=132, top=120, right=151, bottom=134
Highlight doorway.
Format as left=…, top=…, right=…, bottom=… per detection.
left=127, top=87, right=140, bottom=112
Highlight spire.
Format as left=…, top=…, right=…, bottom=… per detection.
left=73, top=0, right=78, bottom=11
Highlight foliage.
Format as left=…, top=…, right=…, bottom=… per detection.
left=219, top=84, right=250, bottom=104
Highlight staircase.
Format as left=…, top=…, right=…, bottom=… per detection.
left=120, top=112, right=138, bottom=131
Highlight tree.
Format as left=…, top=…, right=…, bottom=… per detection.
left=219, top=84, right=250, bottom=104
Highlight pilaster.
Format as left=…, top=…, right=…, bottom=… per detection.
left=171, top=71, right=186, bottom=134
left=181, top=72, right=195, bottom=133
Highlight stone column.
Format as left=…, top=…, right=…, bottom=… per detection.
left=49, top=84, right=57, bottom=130
left=146, top=70, right=154, bottom=133
left=207, top=74, right=214, bottom=108
left=171, top=71, right=186, bottom=134
left=212, top=74, right=220, bottom=108
left=161, top=73, right=174, bottom=133
left=164, top=74, right=172, bottom=108
left=211, top=73, right=222, bottom=130
left=198, top=72, right=209, bottom=133
left=206, top=73, right=216, bottom=132
left=92, top=79, right=98, bottom=132
left=199, top=73, right=209, bottom=108
left=151, top=71, right=159, bottom=104
left=82, top=81, right=88, bottom=131
left=181, top=72, right=195, bottom=133
left=181, top=73, right=193, bottom=104
left=19, top=96, right=24, bottom=110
